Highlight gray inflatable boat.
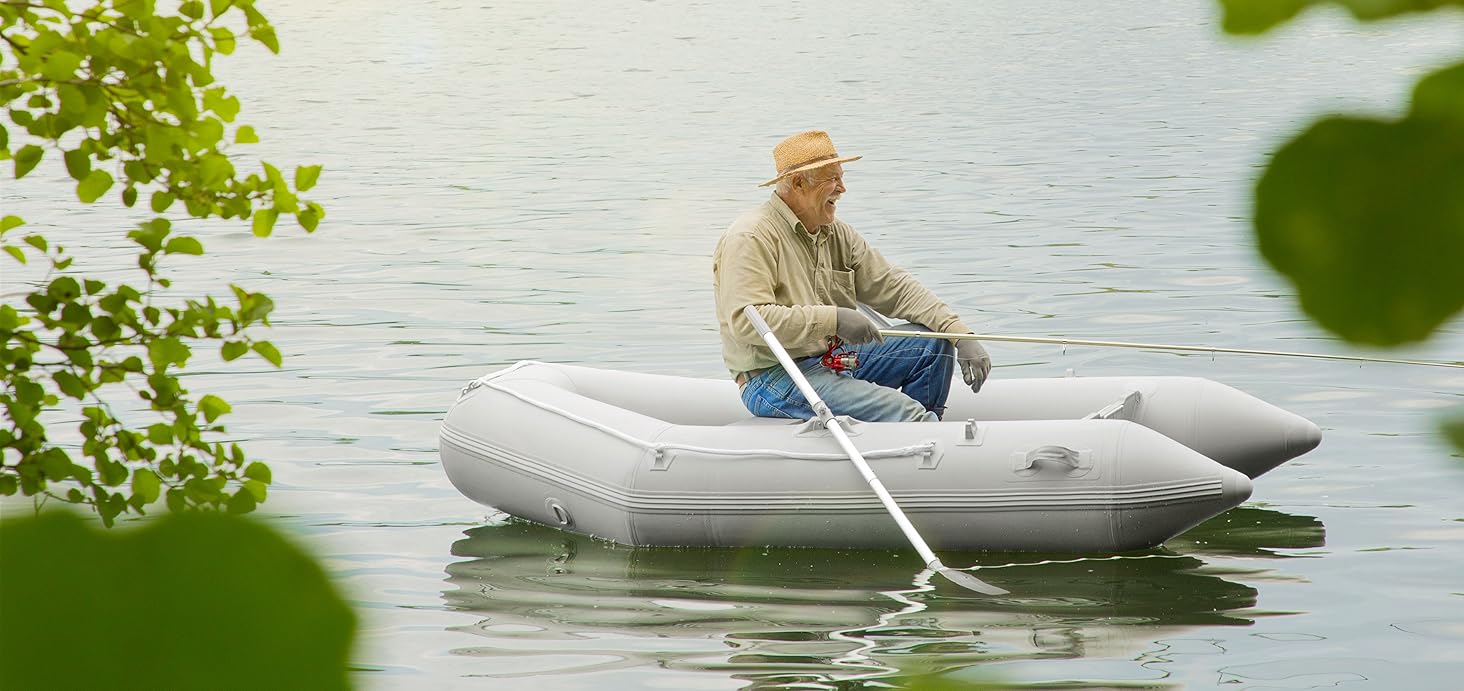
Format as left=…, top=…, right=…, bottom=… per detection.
left=439, top=361, right=1321, bottom=552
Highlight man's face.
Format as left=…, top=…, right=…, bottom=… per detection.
left=801, top=164, right=845, bottom=227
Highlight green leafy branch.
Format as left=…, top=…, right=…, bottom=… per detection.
left=2, top=0, right=319, bottom=233
left=2, top=0, right=324, bottom=523
left=3, top=217, right=281, bottom=525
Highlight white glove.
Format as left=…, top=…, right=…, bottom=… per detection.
left=834, top=307, right=884, bottom=344
left=956, top=339, right=992, bottom=393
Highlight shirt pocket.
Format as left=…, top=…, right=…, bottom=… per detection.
left=819, top=268, right=857, bottom=307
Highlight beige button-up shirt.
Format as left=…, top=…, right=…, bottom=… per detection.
left=713, top=193, right=971, bottom=377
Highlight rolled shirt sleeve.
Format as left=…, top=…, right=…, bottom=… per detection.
left=843, top=229, right=971, bottom=338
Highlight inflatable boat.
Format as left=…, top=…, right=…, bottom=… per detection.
left=438, top=361, right=1321, bottom=552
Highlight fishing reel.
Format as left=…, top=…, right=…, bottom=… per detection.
left=821, top=336, right=860, bottom=373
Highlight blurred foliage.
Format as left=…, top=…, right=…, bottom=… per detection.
left=0, top=510, right=355, bottom=691
left=1254, top=67, right=1464, bottom=347
left=1220, top=0, right=1464, bottom=34
left=2, top=6, right=356, bottom=688
left=1445, top=418, right=1464, bottom=454
left=1, top=0, right=323, bottom=523
left=1221, top=0, right=1464, bottom=452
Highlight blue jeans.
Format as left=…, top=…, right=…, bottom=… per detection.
left=739, top=325, right=955, bottom=423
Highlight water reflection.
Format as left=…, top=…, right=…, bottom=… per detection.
left=439, top=505, right=1323, bottom=686
left=1167, top=506, right=1326, bottom=558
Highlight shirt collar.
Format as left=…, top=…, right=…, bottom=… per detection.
left=767, top=192, right=829, bottom=243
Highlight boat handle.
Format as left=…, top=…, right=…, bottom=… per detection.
left=1013, top=445, right=1092, bottom=476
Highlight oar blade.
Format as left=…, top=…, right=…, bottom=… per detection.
left=938, top=567, right=1008, bottom=596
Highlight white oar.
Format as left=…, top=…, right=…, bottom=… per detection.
left=877, top=329, right=1464, bottom=369
left=741, top=306, right=1008, bottom=596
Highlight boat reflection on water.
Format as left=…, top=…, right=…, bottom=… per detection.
left=440, top=506, right=1324, bottom=686
left=1166, top=505, right=1326, bottom=557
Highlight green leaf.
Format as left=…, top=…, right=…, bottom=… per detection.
left=1219, top=0, right=1464, bottom=35
left=297, top=207, right=321, bottom=232
left=227, top=488, right=258, bottom=513
left=146, top=423, right=175, bottom=445
left=122, top=186, right=138, bottom=208
left=243, top=461, right=272, bottom=484
left=221, top=341, right=249, bottom=361
left=3, top=246, right=25, bottom=264
left=199, top=394, right=232, bottom=423
left=90, top=315, right=120, bottom=341
left=148, top=337, right=191, bottom=368
left=0, top=304, right=23, bottom=330
left=203, top=88, right=241, bottom=122
left=23, top=235, right=45, bottom=251
left=1, top=215, right=24, bottom=232
left=235, top=125, right=259, bottom=144
left=210, top=27, right=237, bottom=55
left=40, top=449, right=72, bottom=481
left=295, top=165, right=322, bottom=192
left=40, top=50, right=83, bottom=81
left=132, top=468, right=162, bottom=504
left=251, top=24, right=280, bottom=54
left=251, top=208, right=278, bottom=237
left=164, top=237, right=205, bottom=255
left=129, top=218, right=171, bottom=252
left=199, top=154, right=233, bottom=187
left=77, top=169, right=115, bottom=204
left=1255, top=116, right=1464, bottom=345
left=53, top=371, right=88, bottom=399
left=57, top=85, right=87, bottom=119
left=165, top=487, right=187, bottom=513
left=243, top=479, right=268, bottom=502
left=151, top=191, right=177, bottom=213
left=64, top=148, right=92, bottom=181
left=273, top=192, right=299, bottom=213
left=252, top=341, right=282, bottom=367
left=0, top=511, right=356, bottom=689
left=15, top=145, right=43, bottom=179
left=48, top=276, right=81, bottom=300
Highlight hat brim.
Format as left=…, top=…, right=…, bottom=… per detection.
left=757, top=155, right=862, bottom=187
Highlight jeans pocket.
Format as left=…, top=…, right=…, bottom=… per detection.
left=742, top=369, right=806, bottom=419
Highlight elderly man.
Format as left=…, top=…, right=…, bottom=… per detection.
left=713, top=130, right=992, bottom=423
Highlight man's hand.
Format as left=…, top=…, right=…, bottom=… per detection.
left=956, top=339, right=992, bottom=393
left=834, top=307, right=884, bottom=344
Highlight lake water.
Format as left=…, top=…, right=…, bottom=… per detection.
left=6, top=1, right=1464, bottom=688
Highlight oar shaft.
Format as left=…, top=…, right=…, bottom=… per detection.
left=742, top=306, right=1007, bottom=595
left=880, top=329, right=1464, bottom=369
left=825, top=417, right=940, bottom=567
left=744, top=310, right=940, bottom=566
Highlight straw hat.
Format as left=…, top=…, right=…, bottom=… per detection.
left=757, top=130, right=862, bottom=187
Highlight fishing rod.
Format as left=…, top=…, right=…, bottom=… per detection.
left=877, top=329, right=1464, bottom=369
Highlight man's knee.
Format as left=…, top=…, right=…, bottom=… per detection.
left=892, top=393, right=938, bottom=422
left=906, top=408, right=939, bottom=423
